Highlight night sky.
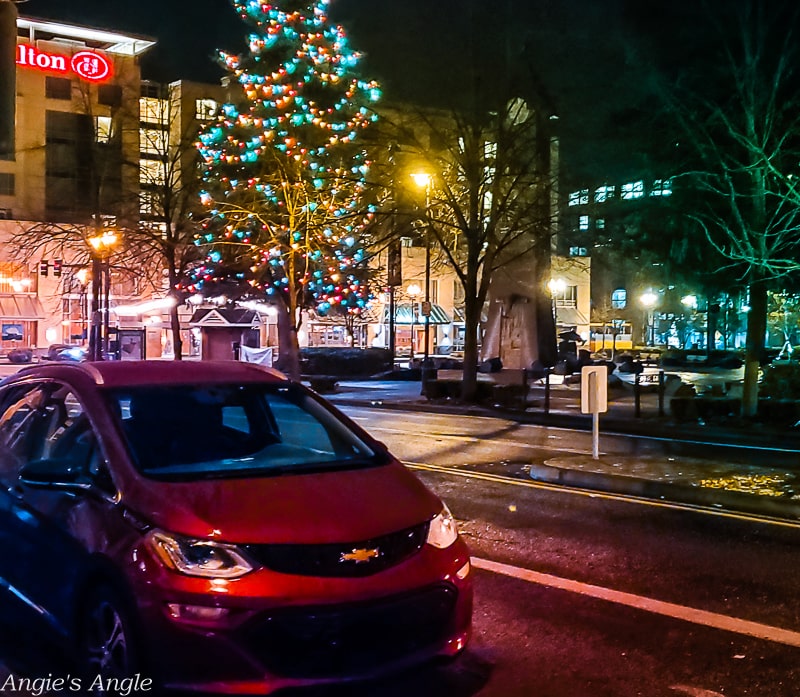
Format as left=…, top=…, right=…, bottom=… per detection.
left=18, top=0, right=773, bottom=180
left=21, top=0, right=641, bottom=95
left=23, top=0, right=244, bottom=83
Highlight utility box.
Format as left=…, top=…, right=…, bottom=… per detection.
left=581, top=365, right=608, bottom=414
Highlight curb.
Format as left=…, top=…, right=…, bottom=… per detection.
left=529, top=463, right=800, bottom=521
left=329, top=396, right=800, bottom=453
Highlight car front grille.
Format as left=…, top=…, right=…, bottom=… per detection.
left=243, top=522, right=429, bottom=577
left=241, top=583, right=458, bottom=678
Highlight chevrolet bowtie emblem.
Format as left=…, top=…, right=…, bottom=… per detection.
left=340, top=547, right=381, bottom=564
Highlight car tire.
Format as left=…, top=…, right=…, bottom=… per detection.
left=78, top=584, right=141, bottom=691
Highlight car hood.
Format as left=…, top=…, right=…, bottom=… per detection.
left=122, top=461, right=442, bottom=544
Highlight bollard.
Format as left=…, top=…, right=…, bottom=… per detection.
left=544, top=368, right=551, bottom=414
left=634, top=371, right=641, bottom=417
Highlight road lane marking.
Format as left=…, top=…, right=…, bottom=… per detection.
left=472, top=556, right=800, bottom=648
left=670, top=687, right=725, bottom=697
left=407, top=461, right=800, bottom=529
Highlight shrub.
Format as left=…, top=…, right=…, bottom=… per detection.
left=760, top=362, right=800, bottom=401
left=300, top=347, right=392, bottom=377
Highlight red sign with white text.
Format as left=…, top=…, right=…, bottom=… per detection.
left=16, top=44, right=113, bottom=83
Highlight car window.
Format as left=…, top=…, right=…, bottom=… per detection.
left=110, top=382, right=380, bottom=479
left=265, top=391, right=346, bottom=452
left=0, top=384, right=48, bottom=475
left=0, top=382, right=114, bottom=493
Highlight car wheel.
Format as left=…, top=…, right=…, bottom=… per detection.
left=79, top=585, right=140, bottom=689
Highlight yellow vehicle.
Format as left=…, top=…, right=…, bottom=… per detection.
left=589, top=321, right=633, bottom=354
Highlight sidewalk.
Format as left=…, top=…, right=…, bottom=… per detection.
left=324, top=378, right=800, bottom=521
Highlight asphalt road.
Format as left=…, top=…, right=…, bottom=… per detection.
left=329, top=407, right=800, bottom=697
left=3, top=408, right=799, bottom=696
left=342, top=404, right=799, bottom=471
left=289, top=465, right=800, bottom=697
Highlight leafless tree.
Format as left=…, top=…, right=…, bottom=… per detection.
left=665, top=1, right=800, bottom=415
left=374, top=98, right=557, bottom=400
left=122, top=83, right=209, bottom=360
left=12, top=80, right=208, bottom=359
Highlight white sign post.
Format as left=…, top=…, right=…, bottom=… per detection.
left=581, top=365, right=608, bottom=459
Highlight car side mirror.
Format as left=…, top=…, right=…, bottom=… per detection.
left=19, top=459, right=92, bottom=492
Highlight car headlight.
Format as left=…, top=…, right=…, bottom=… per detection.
left=147, top=530, right=254, bottom=579
left=426, top=505, right=459, bottom=549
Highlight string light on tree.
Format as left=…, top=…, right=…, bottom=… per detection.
left=189, top=0, right=380, bottom=373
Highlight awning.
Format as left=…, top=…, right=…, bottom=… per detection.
left=0, top=295, right=45, bottom=320
left=383, top=303, right=451, bottom=325
left=555, top=307, right=590, bottom=327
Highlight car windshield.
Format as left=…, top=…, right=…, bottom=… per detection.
left=108, top=382, right=379, bottom=479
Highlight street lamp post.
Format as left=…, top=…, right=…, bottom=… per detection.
left=547, top=277, right=566, bottom=333
left=410, top=172, right=433, bottom=384
left=75, top=267, right=89, bottom=346
left=406, top=283, right=421, bottom=360
left=388, top=286, right=396, bottom=362
left=88, top=229, right=118, bottom=361
left=640, top=291, right=658, bottom=347
left=681, top=294, right=698, bottom=349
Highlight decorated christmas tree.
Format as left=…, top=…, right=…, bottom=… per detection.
left=191, top=0, right=381, bottom=376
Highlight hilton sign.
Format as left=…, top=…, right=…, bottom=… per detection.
left=16, top=44, right=113, bottom=82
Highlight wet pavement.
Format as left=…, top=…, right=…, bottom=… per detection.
left=323, top=376, right=800, bottom=521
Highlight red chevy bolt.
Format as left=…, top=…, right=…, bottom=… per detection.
left=0, top=361, right=472, bottom=693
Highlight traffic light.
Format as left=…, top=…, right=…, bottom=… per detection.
left=53, top=259, right=62, bottom=277
left=39, top=260, right=48, bottom=276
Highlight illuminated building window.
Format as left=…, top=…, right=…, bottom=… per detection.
left=622, top=181, right=644, bottom=199
left=140, top=96, right=167, bottom=125
left=140, top=158, right=166, bottom=186
left=611, top=288, right=627, bottom=309
left=568, top=189, right=589, bottom=206
left=579, top=215, right=590, bottom=231
left=95, top=116, right=112, bottom=143
left=140, top=128, right=168, bottom=155
left=196, top=98, right=218, bottom=121
left=139, top=189, right=159, bottom=215
left=0, top=263, right=32, bottom=293
left=650, top=179, right=673, bottom=197
left=596, top=218, right=605, bottom=229
left=555, top=285, right=578, bottom=309
left=569, top=246, right=588, bottom=257
left=594, top=185, right=615, bottom=202
left=45, top=77, right=72, bottom=100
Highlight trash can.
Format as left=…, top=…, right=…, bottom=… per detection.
left=420, top=357, right=438, bottom=396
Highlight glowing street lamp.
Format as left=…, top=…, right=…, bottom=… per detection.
left=640, top=291, right=658, bottom=346
left=547, top=277, right=567, bottom=330
left=410, top=172, right=432, bottom=189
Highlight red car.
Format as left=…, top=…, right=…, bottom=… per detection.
left=0, top=361, right=472, bottom=693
